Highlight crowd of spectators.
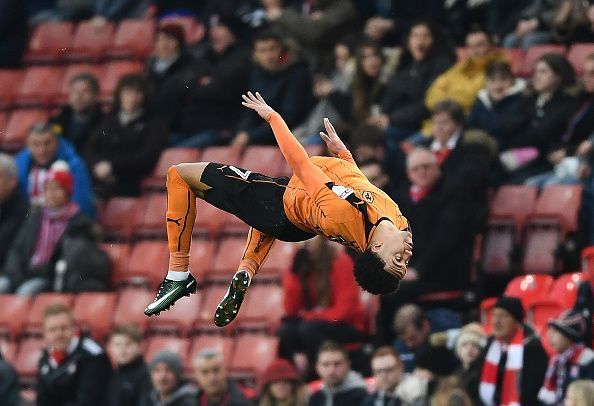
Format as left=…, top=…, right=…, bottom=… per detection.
left=2, top=0, right=594, bottom=405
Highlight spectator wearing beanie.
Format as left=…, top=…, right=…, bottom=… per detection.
left=538, top=309, right=594, bottom=405
left=259, top=359, right=309, bottom=406
left=0, top=161, right=100, bottom=295
left=141, top=351, right=197, bottom=406
left=473, top=296, right=548, bottom=406
left=146, top=23, right=196, bottom=132
left=454, top=323, right=485, bottom=405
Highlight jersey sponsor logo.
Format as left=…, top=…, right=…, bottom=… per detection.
left=362, top=191, right=374, bottom=203
left=228, top=166, right=252, bottom=180
left=331, top=185, right=354, bottom=200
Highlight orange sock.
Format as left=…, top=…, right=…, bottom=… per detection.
left=238, top=228, right=276, bottom=278
left=166, top=166, right=197, bottom=272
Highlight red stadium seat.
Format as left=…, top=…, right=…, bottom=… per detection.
left=582, top=246, right=594, bottom=281
left=528, top=300, right=563, bottom=330
left=532, top=185, right=583, bottom=233
left=550, top=272, right=588, bottom=309
left=236, top=285, right=284, bottom=332
left=567, top=43, right=594, bottom=76
left=522, top=225, right=561, bottom=274
left=102, top=197, right=141, bottom=240
left=142, top=148, right=201, bottom=190
left=14, top=338, right=45, bottom=382
left=113, top=288, right=153, bottom=331
left=0, top=70, right=24, bottom=109
left=481, top=227, right=514, bottom=275
left=99, top=61, right=144, bottom=101
left=260, top=241, right=298, bottom=278
left=0, top=339, right=17, bottom=365
left=57, top=64, right=104, bottom=104
left=279, top=145, right=325, bottom=177
left=25, top=22, right=74, bottom=63
left=230, top=334, right=278, bottom=376
left=202, top=146, right=242, bottom=166
left=134, top=193, right=167, bottom=237
left=107, top=19, right=155, bottom=59
left=159, top=16, right=205, bottom=44
left=188, top=336, right=234, bottom=369
left=521, top=45, right=566, bottom=76
left=501, top=48, right=525, bottom=76
left=188, top=239, right=217, bottom=279
left=1, top=109, right=48, bottom=151
left=0, top=295, right=32, bottom=339
left=195, top=199, right=227, bottom=236
left=15, top=66, right=64, bottom=107
left=489, top=185, right=538, bottom=231
left=25, top=294, right=75, bottom=336
left=100, top=242, right=131, bottom=286
left=239, top=146, right=284, bottom=177
left=479, top=298, right=497, bottom=334
left=126, top=241, right=169, bottom=287
left=360, top=290, right=379, bottom=336
left=195, top=286, right=229, bottom=330
left=145, top=336, right=190, bottom=364
left=148, top=293, right=202, bottom=336
left=73, top=292, right=117, bottom=340
left=211, top=237, right=246, bottom=276
left=504, top=274, right=554, bottom=308
left=68, top=20, right=115, bottom=62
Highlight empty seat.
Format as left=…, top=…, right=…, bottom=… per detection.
left=145, top=336, right=190, bottom=364
left=532, top=185, right=583, bottom=233
left=188, top=239, right=217, bottom=279
left=528, top=300, right=563, bottom=330
left=567, top=43, right=594, bottom=76
left=521, top=45, right=566, bottom=76
left=189, top=336, right=234, bottom=369
left=239, top=146, right=284, bottom=177
left=68, top=20, right=115, bottom=62
left=522, top=225, right=561, bottom=274
left=14, top=338, right=45, bottom=381
left=142, top=148, right=201, bottom=190
left=102, top=197, right=141, bottom=240
left=211, top=238, right=246, bottom=276
left=1, top=109, right=48, bottom=151
left=107, top=19, right=155, bottom=59
left=99, top=61, right=144, bottom=101
left=25, top=22, right=74, bottom=63
left=57, top=64, right=104, bottom=104
left=504, top=274, right=554, bottom=308
left=195, top=199, right=226, bottom=236
left=230, top=334, right=278, bottom=375
left=261, top=241, right=297, bottom=276
left=125, top=241, right=170, bottom=287
left=148, top=293, right=202, bottom=336
left=73, top=292, right=117, bottom=340
left=237, top=285, right=284, bottom=332
left=25, top=293, right=74, bottom=335
left=15, top=66, right=64, bottom=106
left=0, top=70, right=24, bottom=109
left=582, top=246, right=594, bottom=280
left=550, top=272, right=588, bottom=309
left=360, top=290, right=379, bottom=336
left=481, top=227, right=514, bottom=275
left=159, top=16, right=204, bottom=43
left=501, top=48, right=525, bottom=76
left=113, top=288, right=153, bottom=331
left=134, top=193, right=167, bottom=237
left=196, top=286, right=229, bottom=327
left=202, top=146, right=242, bottom=166
left=0, top=295, right=32, bottom=338
left=489, top=185, right=538, bottom=230
left=100, top=242, right=131, bottom=286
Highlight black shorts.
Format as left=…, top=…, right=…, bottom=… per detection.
left=200, top=163, right=315, bottom=242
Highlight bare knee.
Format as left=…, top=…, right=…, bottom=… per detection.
left=170, top=162, right=211, bottom=192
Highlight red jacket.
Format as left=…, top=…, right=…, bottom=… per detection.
left=282, top=249, right=367, bottom=332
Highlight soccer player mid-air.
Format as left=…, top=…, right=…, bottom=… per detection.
left=144, top=91, right=413, bottom=326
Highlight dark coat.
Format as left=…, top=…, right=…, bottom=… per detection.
left=381, top=54, right=455, bottom=131
left=106, top=356, right=152, bottom=406
left=37, top=335, right=113, bottom=406
left=238, top=60, right=313, bottom=144
left=0, top=358, right=20, bottom=406
left=140, top=382, right=198, bottom=406
left=0, top=189, right=27, bottom=268
left=308, top=371, right=368, bottom=406
left=0, top=0, right=27, bottom=68
left=2, top=206, right=97, bottom=288
left=196, top=379, right=254, bottom=406
left=361, top=391, right=401, bottom=406
left=84, top=110, right=168, bottom=197
left=50, top=104, right=105, bottom=153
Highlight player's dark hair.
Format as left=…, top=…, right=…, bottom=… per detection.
left=353, top=250, right=401, bottom=295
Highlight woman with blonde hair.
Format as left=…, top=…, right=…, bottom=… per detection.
left=565, top=379, right=594, bottom=406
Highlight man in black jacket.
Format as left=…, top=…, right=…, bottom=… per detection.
left=37, top=302, right=113, bottom=406
left=106, top=324, right=152, bottom=406
left=50, top=73, right=104, bottom=154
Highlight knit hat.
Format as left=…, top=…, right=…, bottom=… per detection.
left=548, top=309, right=587, bottom=343
left=493, top=296, right=525, bottom=323
left=209, top=13, right=246, bottom=39
left=45, top=160, right=73, bottom=197
left=414, top=345, right=459, bottom=377
left=456, top=323, right=486, bottom=355
left=262, top=359, right=299, bottom=386
left=157, top=23, right=186, bottom=48
left=149, top=351, right=184, bottom=381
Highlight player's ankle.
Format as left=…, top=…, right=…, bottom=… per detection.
left=166, top=270, right=190, bottom=281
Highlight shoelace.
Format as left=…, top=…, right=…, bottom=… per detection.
left=153, top=279, right=174, bottom=301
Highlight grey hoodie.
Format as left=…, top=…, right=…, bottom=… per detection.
left=313, top=371, right=368, bottom=406
left=146, top=382, right=198, bottom=406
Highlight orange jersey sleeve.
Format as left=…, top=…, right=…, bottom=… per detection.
left=283, top=156, right=409, bottom=252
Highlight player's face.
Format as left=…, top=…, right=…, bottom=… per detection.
left=376, top=229, right=413, bottom=279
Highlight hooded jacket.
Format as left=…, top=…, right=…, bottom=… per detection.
left=141, top=382, right=198, bottom=406
left=308, top=370, right=368, bottom=406
left=106, top=355, right=152, bottom=406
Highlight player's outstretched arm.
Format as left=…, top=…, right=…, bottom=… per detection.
left=241, top=91, right=331, bottom=195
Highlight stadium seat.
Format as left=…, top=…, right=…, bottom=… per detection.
left=15, top=66, right=64, bottom=106
left=567, top=43, right=594, bottom=76
left=0, top=295, right=32, bottom=339
left=211, top=237, right=246, bottom=276
left=522, top=225, right=561, bottom=274
left=188, top=336, right=234, bottom=369
left=489, top=185, right=538, bottom=231
left=25, top=293, right=75, bottom=336
left=159, top=16, right=205, bottom=44
left=125, top=241, right=169, bottom=287
left=239, top=146, right=284, bottom=177
left=101, top=242, right=131, bottom=286
left=528, top=300, right=563, bottom=331
left=0, top=339, right=17, bottom=365
left=57, top=64, right=104, bottom=104
left=0, top=70, right=24, bottom=109
left=188, top=239, right=217, bottom=279
left=202, top=146, right=242, bottom=166
left=145, top=336, right=190, bottom=363
left=230, top=334, right=278, bottom=376
left=259, top=241, right=298, bottom=279
left=68, top=20, right=115, bottom=62
left=236, top=285, right=284, bottom=332
left=195, top=199, right=227, bottom=236
left=148, top=292, right=202, bottom=336
left=13, top=338, right=45, bottom=382
left=102, top=197, right=141, bottom=240
left=1, top=109, right=48, bottom=151
left=73, top=292, right=117, bottom=341
left=504, top=274, right=554, bottom=308
left=142, top=148, right=201, bottom=190
left=113, top=288, right=153, bottom=331
left=501, top=48, right=525, bottom=76
left=107, top=19, right=155, bottom=59
left=359, top=290, right=379, bottom=336
left=195, top=285, right=229, bottom=330
left=24, top=22, right=74, bottom=63
left=532, top=185, right=583, bottom=233
left=549, top=272, right=588, bottom=309
left=134, top=193, right=167, bottom=237
left=222, top=211, right=250, bottom=236
left=279, top=144, right=325, bottom=177
left=479, top=298, right=496, bottom=334
left=582, top=246, right=594, bottom=280
left=99, top=61, right=144, bottom=101
left=520, top=45, right=566, bottom=76
left=481, top=226, right=515, bottom=275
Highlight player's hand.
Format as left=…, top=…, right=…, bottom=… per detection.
left=319, top=118, right=347, bottom=156
left=241, top=91, right=276, bottom=121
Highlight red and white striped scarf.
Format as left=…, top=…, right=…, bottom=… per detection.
left=27, top=166, right=50, bottom=206
left=538, top=344, right=585, bottom=405
left=479, top=329, right=524, bottom=406
left=30, top=203, right=79, bottom=267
